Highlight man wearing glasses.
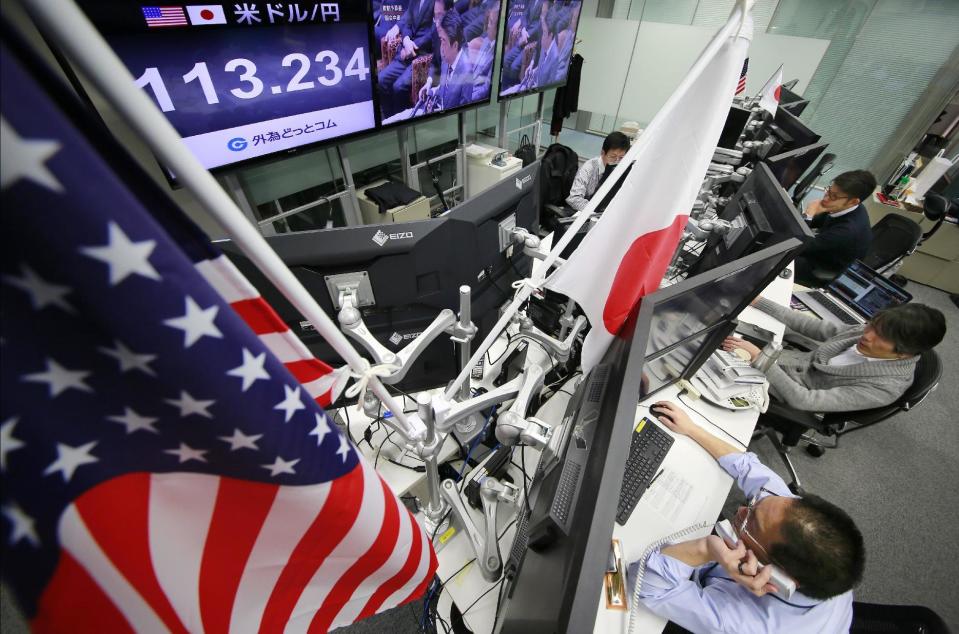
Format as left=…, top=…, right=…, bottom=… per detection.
left=794, top=170, right=876, bottom=288
left=633, top=400, right=865, bottom=633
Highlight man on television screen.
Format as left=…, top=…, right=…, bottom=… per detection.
left=378, top=0, right=438, bottom=117
left=418, top=11, right=475, bottom=110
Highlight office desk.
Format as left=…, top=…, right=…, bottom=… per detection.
left=434, top=267, right=794, bottom=633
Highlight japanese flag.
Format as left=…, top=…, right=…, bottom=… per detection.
left=544, top=8, right=753, bottom=369
left=187, top=5, right=227, bottom=25
left=758, top=64, right=783, bottom=116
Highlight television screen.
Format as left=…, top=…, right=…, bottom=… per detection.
left=78, top=1, right=377, bottom=171
left=374, top=0, right=504, bottom=125
left=498, top=0, right=582, bottom=98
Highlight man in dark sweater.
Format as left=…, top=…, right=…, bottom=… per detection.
left=794, top=170, right=876, bottom=288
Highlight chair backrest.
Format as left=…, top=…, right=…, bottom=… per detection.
left=823, top=350, right=942, bottom=426
left=862, top=214, right=923, bottom=271
left=851, top=601, right=951, bottom=634
left=539, top=143, right=579, bottom=206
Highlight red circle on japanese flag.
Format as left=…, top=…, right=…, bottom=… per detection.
left=774, top=86, right=782, bottom=101
left=201, top=9, right=214, bottom=20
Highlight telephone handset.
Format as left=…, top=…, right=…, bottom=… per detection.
left=715, top=519, right=797, bottom=600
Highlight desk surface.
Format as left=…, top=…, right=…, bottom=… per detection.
left=435, top=266, right=795, bottom=634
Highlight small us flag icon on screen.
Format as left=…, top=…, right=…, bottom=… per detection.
left=142, top=6, right=189, bottom=27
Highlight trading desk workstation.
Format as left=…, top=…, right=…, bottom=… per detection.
left=214, top=87, right=829, bottom=632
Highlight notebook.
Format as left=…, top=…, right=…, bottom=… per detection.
left=794, top=260, right=912, bottom=327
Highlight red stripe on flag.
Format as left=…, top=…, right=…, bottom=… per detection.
left=398, top=537, right=437, bottom=606
left=355, top=506, right=425, bottom=620
left=199, top=478, right=279, bottom=634
left=74, top=474, right=189, bottom=634
left=258, top=464, right=365, bottom=632
left=602, top=214, right=689, bottom=334
left=309, top=476, right=402, bottom=631
left=230, top=298, right=289, bottom=335
left=32, top=551, right=134, bottom=634
left=286, top=358, right=335, bottom=384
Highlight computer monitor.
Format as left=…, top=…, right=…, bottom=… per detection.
left=376, top=0, right=506, bottom=125
left=498, top=0, right=584, bottom=98
left=718, top=106, right=751, bottom=150
left=769, top=106, right=820, bottom=153
left=763, top=142, right=829, bottom=191
left=496, top=310, right=647, bottom=633
left=779, top=85, right=809, bottom=116
left=217, top=161, right=541, bottom=398
left=76, top=1, right=378, bottom=173
left=686, top=162, right=814, bottom=276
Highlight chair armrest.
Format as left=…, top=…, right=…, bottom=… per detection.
left=782, top=332, right=820, bottom=352
left=760, top=400, right=831, bottom=445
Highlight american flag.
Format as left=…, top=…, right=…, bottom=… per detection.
left=142, top=6, right=189, bottom=27
left=0, top=32, right=436, bottom=633
left=735, top=57, right=748, bottom=95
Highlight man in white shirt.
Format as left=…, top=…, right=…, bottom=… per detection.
left=565, top=131, right=631, bottom=211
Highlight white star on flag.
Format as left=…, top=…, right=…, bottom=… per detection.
left=164, top=442, right=208, bottom=463
left=98, top=340, right=157, bottom=376
left=309, top=413, right=331, bottom=446
left=2, top=265, right=74, bottom=313
left=22, top=358, right=93, bottom=398
left=164, top=390, right=215, bottom=418
left=219, top=428, right=262, bottom=451
left=106, top=407, right=159, bottom=434
left=163, top=296, right=222, bottom=348
left=227, top=348, right=270, bottom=391
left=0, top=418, right=25, bottom=472
left=274, top=385, right=305, bottom=422
left=0, top=117, right=63, bottom=192
left=81, top=222, right=160, bottom=285
left=2, top=503, right=40, bottom=547
left=336, top=434, right=351, bottom=463
left=44, top=441, right=99, bottom=482
left=262, top=455, right=300, bottom=476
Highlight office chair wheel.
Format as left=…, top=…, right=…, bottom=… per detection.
left=805, top=444, right=826, bottom=458
left=788, top=482, right=805, bottom=496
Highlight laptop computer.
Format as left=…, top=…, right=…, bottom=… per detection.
left=794, top=260, right=912, bottom=327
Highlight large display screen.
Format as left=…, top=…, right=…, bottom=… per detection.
left=78, top=2, right=377, bottom=170
left=497, top=0, right=581, bottom=98
left=373, top=0, right=504, bottom=125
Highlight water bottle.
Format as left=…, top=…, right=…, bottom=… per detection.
left=751, top=341, right=783, bottom=373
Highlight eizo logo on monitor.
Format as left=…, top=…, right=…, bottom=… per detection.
left=389, top=332, right=403, bottom=345
left=227, top=137, right=248, bottom=151
left=371, top=230, right=414, bottom=246
left=389, top=331, right=421, bottom=347
left=515, top=174, right=533, bottom=190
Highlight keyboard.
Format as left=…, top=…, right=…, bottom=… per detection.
left=616, top=417, right=674, bottom=525
left=809, top=291, right=860, bottom=325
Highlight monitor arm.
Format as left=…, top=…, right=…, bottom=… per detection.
left=516, top=313, right=588, bottom=363
left=440, top=477, right=517, bottom=582
left=685, top=217, right=733, bottom=241
left=495, top=364, right=551, bottom=449
left=337, top=288, right=458, bottom=385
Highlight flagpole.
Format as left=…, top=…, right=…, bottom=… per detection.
left=20, top=0, right=426, bottom=441
left=445, top=0, right=754, bottom=399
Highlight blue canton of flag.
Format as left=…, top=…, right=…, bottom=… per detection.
left=0, top=29, right=435, bottom=633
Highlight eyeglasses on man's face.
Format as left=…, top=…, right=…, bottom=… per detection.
left=737, top=487, right=781, bottom=565
left=822, top=184, right=851, bottom=202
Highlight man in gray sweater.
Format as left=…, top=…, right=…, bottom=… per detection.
left=723, top=298, right=946, bottom=413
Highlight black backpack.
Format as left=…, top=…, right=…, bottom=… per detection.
left=539, top=143, right=579, bottom=207
left=514, top=134, right=537, bottom=167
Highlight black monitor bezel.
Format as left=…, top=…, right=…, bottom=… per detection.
left=763, top=141, right=829, bottom=191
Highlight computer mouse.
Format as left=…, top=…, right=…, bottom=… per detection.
left=778, top=269, right=792, bottom=279
left=649, top=405, right=672, bottom=421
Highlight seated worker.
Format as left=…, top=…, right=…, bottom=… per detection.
left=418, top=11, right=475, bottom=111
left=794, top=170, right=876, bottom=288
left=633, top=400, right=864, bottom=633
left=724, top=299, right=946, bottom=412
left=565, top=131, right=631, bottom=211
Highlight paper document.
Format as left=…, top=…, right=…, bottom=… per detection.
left=644, top=469, right=706, bottom=523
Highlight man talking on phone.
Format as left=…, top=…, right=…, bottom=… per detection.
left=630, top=401, right=865, bottom=633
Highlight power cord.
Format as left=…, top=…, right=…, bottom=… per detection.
left=677, top=392, right=749, bottom=451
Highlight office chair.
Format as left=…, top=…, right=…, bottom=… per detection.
left=851, top=601, right=951, bottom=634
left=862, top=193, right=954, bottom=276
left=754, top=348, right=942, bottom=494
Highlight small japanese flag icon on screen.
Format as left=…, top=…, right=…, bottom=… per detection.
left=186, top=5, right=227, bottom=25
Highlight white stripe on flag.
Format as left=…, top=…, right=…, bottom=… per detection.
left=148, top=473, right=220, bottom=633
left=301, top=372, right=340, bottom=399
left=380, top=508, right=432, bottom=610
left=284, top=458, right=385, bottom=634
left=58, top=506, right=169, bottom=632
left=329, top=487, right=417, bottom=628
left=259, top=331, right=313, bottom=363
left=195, top=256, right=259, bottom=304
left=228, top=481, right=333, bottom=634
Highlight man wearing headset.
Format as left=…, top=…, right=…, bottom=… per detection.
left=631, top=401, right=865, bottom=633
